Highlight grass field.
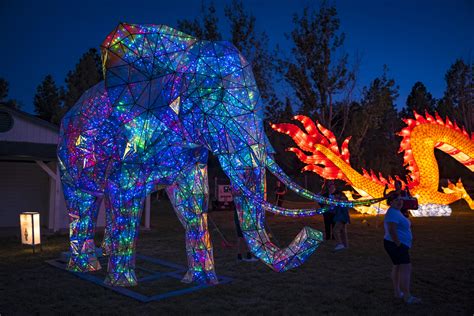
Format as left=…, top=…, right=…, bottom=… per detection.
left=1, top=199, right=473, bottom=315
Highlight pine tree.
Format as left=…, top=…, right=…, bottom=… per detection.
left=0, top=78, right=20, bottom=109
left=402, top=81, right=436, bottom=117
left=434, top=59, right=473, bottom=182
left=33, top=75, right=62, bottom=124
left=63, top=48, right=103, bottom=111
left=438, top=59, right=473, bottom=132
left=345, top=67, right=402, bottom=176
left=0, top=78, right=7, bottom=102
left=176, top=1, right=222, bottom=41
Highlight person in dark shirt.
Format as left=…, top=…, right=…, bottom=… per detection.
left=384, top=197, right=421, bottom=304
left=234, top=208, right=258, bottom=262
left=275, top=180, right=287, bottom=207
left=384, top=180, right=411, bottom=218
left=333, top=190, right=350, bottom=251
left=322, top=181, right=336, bottom=240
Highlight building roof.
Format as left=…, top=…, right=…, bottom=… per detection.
left=0, top=105, right=59, bottom=132
left=0, top=105, right=59, bottom=161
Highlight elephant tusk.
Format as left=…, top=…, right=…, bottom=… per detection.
left=228, top=168, right=330, bottom=217
left=265, top=155, right=385, bottom=208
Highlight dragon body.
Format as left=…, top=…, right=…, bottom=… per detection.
left=273, top=112, right=474, bottom=216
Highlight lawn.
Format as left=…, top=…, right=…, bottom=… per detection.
left=1, top=199, right=473, bottom=315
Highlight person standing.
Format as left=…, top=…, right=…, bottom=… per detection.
left=383, top=197, right=421, bottom=304
left=234, top=208, right=258, bottom=262
left=333, top=191, right=350, bottom=251
left=275, top=180, right=287, bottom=207
left=322, top=181, right=336, bottom=240
left=384, top=180, right=411, bottom=218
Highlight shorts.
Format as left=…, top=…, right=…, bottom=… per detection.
left=234, top=209, right=243, bottom=238
left=383, top=239, right=410, bottom=265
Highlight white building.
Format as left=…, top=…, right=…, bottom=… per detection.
left=0, top=105, right=152, bottom=232
left=0, top=105, right=69, bottom=231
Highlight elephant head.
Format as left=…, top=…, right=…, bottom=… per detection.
left=59, top=23, right=379, bottom=286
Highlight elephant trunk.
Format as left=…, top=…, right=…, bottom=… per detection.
left=218, top=154, right=322, bottom=272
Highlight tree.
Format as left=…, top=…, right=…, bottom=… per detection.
left=281, top=3, right=355, bottom=136
left=434, top=59, right=473, bottom=182
left=437, top=59, right=473, bottom=133
left=0, top=78, right=20, bottom=109
left=401, top=81, right=436, bottom=117
left=267, top=96, right=304, bottom=178
left=33, top=75, right=62, bottom=124
left=345, top=67, right=402, bottom=176
left=0, top=78, right=7, bottom=101
left=63, top=48, right=103, bottom=111
left=176, top=1, right=222, bottom=41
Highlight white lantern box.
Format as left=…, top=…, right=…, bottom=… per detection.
left=20, top=212, right=41, bottom=253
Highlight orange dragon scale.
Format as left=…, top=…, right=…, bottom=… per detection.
left=272, top=112, right=474, bottom=216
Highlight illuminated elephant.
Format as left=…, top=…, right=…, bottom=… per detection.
left=58, top=23, right=374, bottom=287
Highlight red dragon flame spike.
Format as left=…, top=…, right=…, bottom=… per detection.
left=425, top=111, right=435, bottom=123
left=293, top=115, right=327, bottom=144
left=445, top=116, right=454, bottom=128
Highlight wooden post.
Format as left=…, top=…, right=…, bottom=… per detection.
left=54, top=165, right=62, bottom=232
left=35, top=161, right=57, bottom=179
left=36, top=161, right=60, bottom=231
left=48, top=177, right=55, bottom=230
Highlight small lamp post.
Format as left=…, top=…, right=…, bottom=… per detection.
left=20, top=212, right=41, bottom=253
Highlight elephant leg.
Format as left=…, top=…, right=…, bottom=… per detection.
left=100, top=195, right=113, bottom=256
left=166, top=163, right=218, bottom=284
left=63, top=182, right=103, bottom=272
left=104, top=188, right=144, bottom=287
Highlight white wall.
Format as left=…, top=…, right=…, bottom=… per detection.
left=0, top=162, right=50, bottom=227
left=0, top=114, right=58, bottom=144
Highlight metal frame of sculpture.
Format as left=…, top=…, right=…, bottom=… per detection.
left=272, top=112, right=474, bottom=216
left=58, top=23, right=381, bottom=287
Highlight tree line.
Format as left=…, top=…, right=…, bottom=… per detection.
left=0, top=48, right=103, bottom=125
left=1, top=0, right=472, bottom=186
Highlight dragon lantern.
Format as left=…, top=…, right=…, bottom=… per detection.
left=272, top=112, right=474, bottom=216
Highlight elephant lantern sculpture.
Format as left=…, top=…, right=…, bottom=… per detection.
left=58, top=23, right=379, bottom=286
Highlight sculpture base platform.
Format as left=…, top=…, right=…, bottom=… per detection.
left=46, top=252, right=232, bottom=302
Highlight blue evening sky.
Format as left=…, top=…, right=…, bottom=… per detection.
left=0, top=0, right=472, bottom=114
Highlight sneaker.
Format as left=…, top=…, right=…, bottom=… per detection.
left=334, top=244, right=345, bottom=251
left=243, top=252, right=259, bottom=262
left=244, top=256, right=259, bottom=262
left=404, top=295, right=422, bottom=304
